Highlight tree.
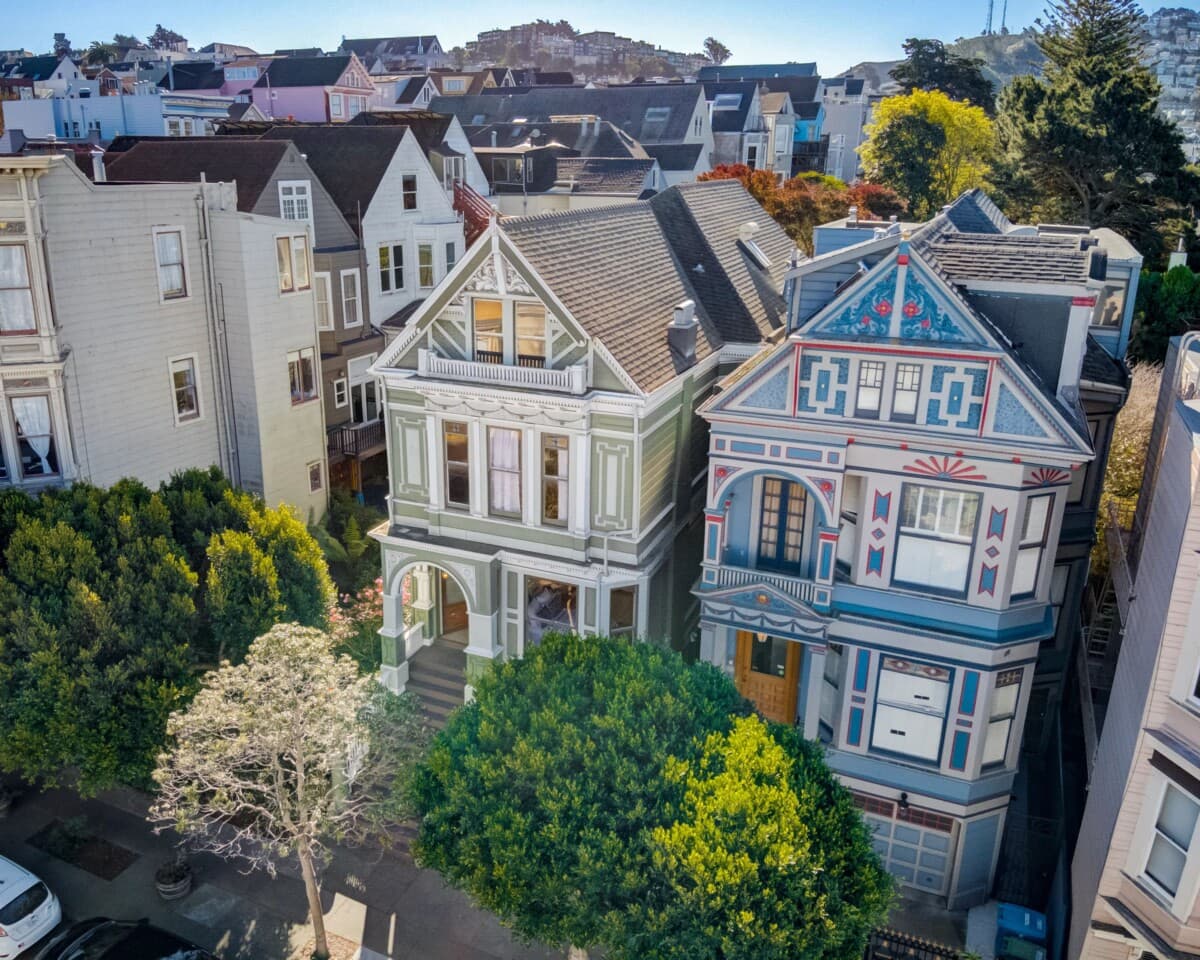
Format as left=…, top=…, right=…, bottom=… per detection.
left=890, top=38, right=995, bottom=113
left=861, top=89, right=995, bottom=219
left=449, top=45, right=467, bottom=70
left=205, top=530, right=281, bottom=663
left=112, top=33, right=142, bottom=49
left=704, top=37, right=732, bottom=65
left=413, top=634, right=888, bottom=960
left=52, top=33, right=72, bottom=57
left=85, top=41, right=117, bottom=65
left=1130, top=265, right=1200, bottom=363
left=995, top=0, right=1192, bottom=256
left=635, top=717, right=891, bottom=960
left=148, top=24, right=186, bottom=50
left=151, top=625, right=428, bottom=960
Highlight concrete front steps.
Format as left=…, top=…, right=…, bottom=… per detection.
left=406, top=639, right=467, bottom=729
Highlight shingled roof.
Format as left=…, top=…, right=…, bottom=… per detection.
left=431, top=85, right=704, bottom=144
left=254, top=56, right=350, bottom=88
left=157, top=61, right=224, bottom=91
left=104, top=139, right=291, bottom=211
left=553, top=157, right=655, bottom=194
left=697, top=63, right=816, bottom=82
left=464, top=120, right=647, bottom=158
left=704, top=81, right=759, bottom=133
left=642, top=142, right=705, bottom=172
left=499, top=179, right=795, bottom=391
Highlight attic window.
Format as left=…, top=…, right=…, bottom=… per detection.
left=712, top=93, right=742, bottom=110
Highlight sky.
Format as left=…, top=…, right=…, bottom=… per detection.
left=5, top=0, right=1199, bottom=74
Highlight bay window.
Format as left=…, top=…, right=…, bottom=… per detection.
left=526, top=577, right=577, bottom=646
left=314, top=273, right=333, bottom=330
left=1012, top=495, right=1052, bottom=598
left=981, top=669, right=1021, bottom=767
left=542, top=434, right=569, bottom=525
left=837, top=475, right=862, bottom=572
left=443, top=421, right=470, bottom=508
left=10, top=395, right=58, bottom=478
left=871, top=657, right=951, bottom=763
left=488, top=427, right=522, bottom=518
left=819, top=642, right=844, bottom=742
left=895, top=484, right=980, bottom=594
left=445, top=241, right=457, bottom=273
left=0, top=244, right=35, bottom=332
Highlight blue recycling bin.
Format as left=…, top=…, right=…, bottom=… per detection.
left=996, top=902, right=1047, bottom=944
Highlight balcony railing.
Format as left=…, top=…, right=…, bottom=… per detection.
left=472, top=350, right=546, bottom=368
left=328, top=418, right=385, bottom=459
left=417, top=348, right=587, bottom=395
left=707, top=564, right=823, bottom=608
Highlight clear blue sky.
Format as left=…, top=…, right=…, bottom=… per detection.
left=3, top=0, right=1195, bottom=74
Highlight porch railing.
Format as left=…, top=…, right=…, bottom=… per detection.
left=709, top=564, right=822, bottom=607
left=328, top=418, right=385, bottom=459
left=418, top=348, right=587, bottom=395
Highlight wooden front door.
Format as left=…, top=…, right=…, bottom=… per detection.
left=735, top=631, right=801, bottom=724
left=440, top=573, right=468, bottom=633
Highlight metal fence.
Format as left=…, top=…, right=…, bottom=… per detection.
left=864, top=927, right=963, bottom=960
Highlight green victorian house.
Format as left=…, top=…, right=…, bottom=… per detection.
left=369, top=180, right=798, bottom=705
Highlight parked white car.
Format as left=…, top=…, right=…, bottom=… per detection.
left=0, top=856, right=61, bottom=959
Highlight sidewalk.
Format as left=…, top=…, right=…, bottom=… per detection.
left=0, top=783, right=560, bottom=960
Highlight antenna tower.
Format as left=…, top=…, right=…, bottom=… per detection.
left=984, top=0, right=994, bottom=33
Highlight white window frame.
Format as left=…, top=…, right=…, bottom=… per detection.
left=1012, top=494, right=1053, bottom=599
left=418, top=242, right=435, bottom=289
left=287, top=346, right=319, bottom=405
left=445, top=240, right=458, bottom=274
left=278, top=180, right=313, bottom=227
left=981, top=669, right=1021, bottom=768
left=855, top=360, right=884, bottom=419
left=870, top=657, right=951, bottom=764
left=341, top=268, right=362, bottom=328
left=333, top=377, right=349, bottom=408
left=276, top=235, right=310, bottom=295
left=893, top=363, right=921, bottom=422
left=313, top=272, right=333, bottom=331
left=0, top=243, right=37, bottom=334
left=541, top=433, right=570, bottom=526
left=402, top=175, right=418, bottom=211
left=152, top=226, right=189, bottom=303
left=378, top=243, right=404, bottom=294
left=167, top=353, right=202, bottom=426
left=307, top=460, right=324, bottom=493
left=330, top=93, right=343, bottom=117
left=894, top=483, right=980, bottom=595
left=1129, top=768, right=1200, bottom=918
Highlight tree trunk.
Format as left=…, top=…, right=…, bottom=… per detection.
left=298, top=844, right=329, bottom=960
left=568, top=947, right=589, bottom=960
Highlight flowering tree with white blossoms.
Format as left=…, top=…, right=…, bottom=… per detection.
left=150, top=624, right=428, bottom=960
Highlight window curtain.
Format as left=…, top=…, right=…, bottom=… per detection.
left=11, top=396, right=51, bottom=473
left=156, top=232, right=184, bottom=291
left=489, top=429, right=521, bottom=515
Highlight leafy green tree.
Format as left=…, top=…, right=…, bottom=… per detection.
left=861, top=89, right=995, bottom=219
left=704, top=37, right=732, bottom=65
left=635, top=717, right=891, bottom=960
left=1130, top=266, right=1200, bottom=363
left=995, top=0, right=1192, bottom=255
left=414, top=634, right=886, bottom=960
left=85, top=41, right=117, bottom=65
left=151, top=625, right=428, bottom=960
left=112, top=33, right=142, bottom=49
left=148, top=24, right=186, bottom=49
left=449, top=46, right=467, bottom=70
left=206, top=530, right=282, bottom=663
left=310, top=489, right=383, bottom=594
left=890, top=38, right=996, bottom=113
left=158, top=466, right=240, bottom=573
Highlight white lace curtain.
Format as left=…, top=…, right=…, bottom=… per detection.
left=488, top=428, right=521, bottom=515
left=11, top=396, right=51, bottom=473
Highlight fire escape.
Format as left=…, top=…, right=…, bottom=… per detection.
left=453, top=180, right=495, bottom=248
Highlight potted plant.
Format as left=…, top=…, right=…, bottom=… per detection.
left=154, top=852, right=193, bottom=900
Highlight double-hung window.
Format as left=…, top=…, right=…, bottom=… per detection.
left=0, top=244, right=36, bottom=332
left=444, top=421, right=470, bottom=508
left=542, top=434, right=569, bottom=525
left=473, top=299, right=503, bottom=363
left=169, top=355, right=200, bottom=424
left=330, top=93, right=343, bottom=118
left=1144, top=779, right=1200, bottom=901
left=378, top=243, right=404, bottom=292
left=445, top=241, right=458, bottom=273
left=855, top=360, right=884, bottom=418
left=1013, top=495, right=1052, bottom=598
left=308, top=461, right=323, bottom=493
left=488, top=427, right=522, bottom=518
left=314, top=272, right=333, bottom=330
left=609, top=586, right=637, bottom=640
left=287, top=347, right=318, bottom=404
left=402, top=175, right=418, bottom=210
left=154, top=229, right=187, bottom=300
left=515, top=302, right=546, bottom=366
left=10, top=395, right=58, bottom=478
left=895, top=484, right=980, bottom=594
left=836, top=475, right=862, bottom=571
left=757, top=478, right=807, bottom=574
left=893, top=363, right=921, bottom=421
left=871, top=657, right=951, bottom=763
left=341, top=269, right=361, bottom=327
left=278, top=181, right=312, bottom=225
left=277, top=236, right=310, bottom=293
left=418, top=243, right=434, bottom=288
left=982, top=669, right=1021, bottom=767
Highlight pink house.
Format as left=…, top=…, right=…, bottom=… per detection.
left=250, top=54, right=377, bottom=123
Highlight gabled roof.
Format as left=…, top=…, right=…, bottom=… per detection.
left=342, top=110, right=453, bottom=156
left=7, top=55, right=67, bottom=82
left=697, top=63, right=816, bottom=82
left=104, top=139, right=291, bottom=211
left=340, top=36, right=440, bottom=60
left=254, top=55, right=351, bottom=88
left=759, top=92, right=792, bottom=115
left=642, top=142, right=706, bottom=171
left=553, top=157, right=655, bottom=194
left=464, top=120, right=648, bottom=158
left=761, top=75, right=821, bottom=106
left=430, top=85, right=704, bottom=144
left=158, top=61, right=224, bottom=91
left=822, top=77, right=866, bottom=96
left=256, top=124, right=412, bottom=231
left=703, top=81, right=759, bottom=133
left=498, top=179, right=794, bottom=391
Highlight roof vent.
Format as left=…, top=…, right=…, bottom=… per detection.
left=668, top=299, right=698, bottom=366
left=738, top=221, right=760, bottom=243
left=1088, top=248, right=1108, bottom=281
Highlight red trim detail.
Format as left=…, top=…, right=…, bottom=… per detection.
left=1072, top=296, right=1097, bottom=307
left=897, top=254, right=910, bottom=265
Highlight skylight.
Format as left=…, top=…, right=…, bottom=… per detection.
left=712, top=94, right=742, bottom=110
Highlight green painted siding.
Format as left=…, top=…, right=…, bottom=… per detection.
left=640, top=414, right=678, bottom=527
left=389, top=413, right=429, bottom=502
left=592, top=413, right=635, bottom=433
left=437, top=511, right=585, bottom=552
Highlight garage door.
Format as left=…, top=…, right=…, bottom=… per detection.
left=865, top=813, right=956, bottom=896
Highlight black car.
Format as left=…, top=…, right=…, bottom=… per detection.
left=32, top=918, right=220, bottom=960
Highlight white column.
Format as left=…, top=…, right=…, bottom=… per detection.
left=572, top=432, right=590, bottom=538
left=804, top=647, right=825, bottom=741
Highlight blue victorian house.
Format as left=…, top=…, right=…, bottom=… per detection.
left=696, top=191, right=1136, bottom=910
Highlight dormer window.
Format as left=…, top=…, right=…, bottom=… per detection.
left=471, top=298, right=548, bottom=368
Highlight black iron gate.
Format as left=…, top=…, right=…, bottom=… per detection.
left=865, top=927, right=963, bottom=960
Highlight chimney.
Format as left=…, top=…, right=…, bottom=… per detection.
left=90, top=147, right=106, bottom=182
left=668, top=299, right=698, bottom=366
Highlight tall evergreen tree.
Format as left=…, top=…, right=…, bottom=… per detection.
left=890, top=39, right=996, bottom=114
left=996, top=0, right=1193, bottom=257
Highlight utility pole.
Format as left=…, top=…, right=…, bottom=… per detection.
left=984, top=0, right=994, bottom=34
